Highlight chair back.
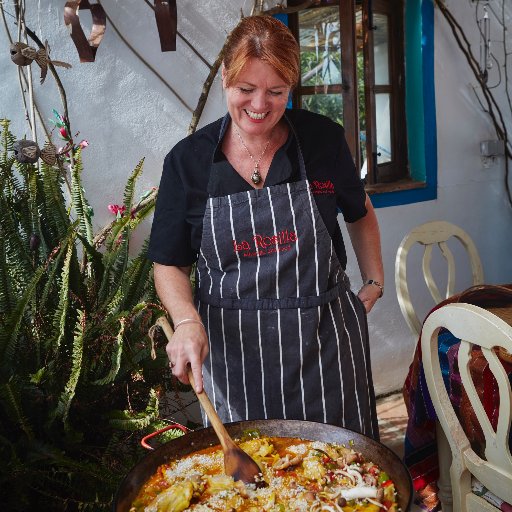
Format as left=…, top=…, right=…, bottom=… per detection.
left=395, top=221, right=484, bottom=337
left=421, top=303, right=512, bottom=512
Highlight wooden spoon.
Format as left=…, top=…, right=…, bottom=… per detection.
left=157, top=316, right=263, bottom=485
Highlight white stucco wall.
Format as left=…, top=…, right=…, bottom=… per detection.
left=1, top=0, right=511, bottom=396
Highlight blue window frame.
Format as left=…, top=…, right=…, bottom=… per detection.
left=276, top=0, right=437, bottom=208
left=372, top=0, right=437, bottom=208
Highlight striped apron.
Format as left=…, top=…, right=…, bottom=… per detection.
left=196, top=115, right=379, bottom=439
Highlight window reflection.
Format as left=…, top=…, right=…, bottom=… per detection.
left=301, top=94, right=343, bottom=125
left=299, top=7, right=342, bottom=87
left=373, top=13, right=390, bottom=86
left=375, top=93, right=392, bottom=164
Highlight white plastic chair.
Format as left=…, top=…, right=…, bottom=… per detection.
left=421, top=303, right=512, bottom=512
left=395, top=221, right=484, bottom=338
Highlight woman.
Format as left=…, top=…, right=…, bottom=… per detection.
left=148, top=15, right=384, bottom=439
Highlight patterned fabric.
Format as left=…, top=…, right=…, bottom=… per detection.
left=402, top=284, right=512, bottom=511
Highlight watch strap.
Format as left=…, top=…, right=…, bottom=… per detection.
left=365, top=279, right=384, bottom=298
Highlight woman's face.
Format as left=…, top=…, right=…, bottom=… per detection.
left=223, top=58, right=291, bottom=139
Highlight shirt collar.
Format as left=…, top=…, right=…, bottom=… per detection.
left=208, top=112, right=297, bottom=197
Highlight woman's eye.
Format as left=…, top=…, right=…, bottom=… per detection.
left=239, top=88, right=254, bottom=94
left=269, top=91, right=283, bottom=97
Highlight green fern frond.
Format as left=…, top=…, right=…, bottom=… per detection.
left=105, top=288, right=124, bottom=316
left=105, top=159, right=144, bottom=251
left=0, top=119, right=16, bottom=158
left=98, top=235, right=129, bottom=307
left=70, top=150, right=94, bottom=244
left=0, top=197, right=34, bottom=290
left=118, top=240, right=154, bottom=311
left=0, top=237, right=14, bottom=315
left=92, top=317, right=125, bottom=385
left=75, top=231, right=104, bottom=280
left=0, top=381, right=34, bottom=440
left=0, top=266, right=46, bottom=372
left=38, top=161, right=69, bottom=245
left=52, top=237, right=75, bottom=353
left=55, top=310, right=85, bottom=430
left=108, top=388, right=159, bottom=431
left=123, top=158, right=144, bottom=211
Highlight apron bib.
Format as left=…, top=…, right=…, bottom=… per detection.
left=196, top=115, right=378, bottom=439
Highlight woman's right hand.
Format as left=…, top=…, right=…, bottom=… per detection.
left=166, top=322, right=208, bottom=393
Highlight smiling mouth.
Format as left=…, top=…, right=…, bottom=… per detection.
left=245, top=109, right=269, bottom=120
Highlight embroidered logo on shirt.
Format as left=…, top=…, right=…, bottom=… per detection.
left=232, top=229, right=298, bottom=258
left=310, top=180, right=335, bottom=195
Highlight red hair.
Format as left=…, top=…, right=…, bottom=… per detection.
left=223, top=15, right=300, bottom=88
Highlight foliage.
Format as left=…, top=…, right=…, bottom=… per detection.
left=300, top=48, right=343, bottom=126
left=0, top=118, right=184, bottom=511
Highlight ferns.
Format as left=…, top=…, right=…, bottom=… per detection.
left=52, top=236, right=75, bottom=353
left=0, top=381, right=34, bottom=440
left=92, top=316, right=125, bottom=385
left=0, top=120, right=179, bottom=510
left=0, top=265, right=46, bottom=372
left=70, top=150, right=94, bottom=244
left=108, top=388, right=160, bottom=431
left=56, top=309, right=85, bottom=430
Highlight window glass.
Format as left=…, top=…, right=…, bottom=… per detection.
left=298, top=6, right=342, bottom=87
left=301, top=94, right=343, bottom=125
left=373, top=13, right=390, bottom=86
left=287, top=0, right=437, bottom=205
left=375, top=93, right=392, bottom=164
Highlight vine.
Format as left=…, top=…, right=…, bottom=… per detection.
left=435, top=0, right=511, bottom=207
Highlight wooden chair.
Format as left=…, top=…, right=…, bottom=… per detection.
left=395, top=221, right=484, bottom=338
left=421, top=303, right=512, bottom=512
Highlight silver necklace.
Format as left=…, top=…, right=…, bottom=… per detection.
left=233, top=126, right=272, bottom=185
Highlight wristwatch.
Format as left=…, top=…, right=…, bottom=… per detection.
left=365, top=279, right=384, bottom=298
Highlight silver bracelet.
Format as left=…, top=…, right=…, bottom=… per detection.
left=364, top=279, right=384, bottom=298
left=173, top=318, right=205, bottom=329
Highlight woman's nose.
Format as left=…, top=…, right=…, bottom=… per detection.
left=251, top=91, right=267, bottom=111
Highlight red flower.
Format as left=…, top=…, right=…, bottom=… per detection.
left=59, top=127, right=69, bottom=139
left=108, top=204, right=126, bottom=218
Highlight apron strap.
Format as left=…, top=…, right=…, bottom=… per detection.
left=283, top=112, right=307, bottom=182
left=217, top=112, right=308, bottom=182
left=198, top=282, right=344, bottom=310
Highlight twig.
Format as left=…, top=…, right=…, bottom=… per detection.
left=500, top=0, right=512, bottom=115
left=22, top=26, right=70, bottom=130
left=1, top=3, right=52, bottom=141
left=434, top=0, right=511, bottom=207
left=1, top=4, right=72, bottom=187
left=188, top=43, right=226, bottom=135
left=98, top=0, right=193, bottom=113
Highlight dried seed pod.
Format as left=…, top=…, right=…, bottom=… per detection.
left=9, top=42, right=33, bottom=66
left=29, top=233, right=41, bottom=251
left=13, top=140, right=40, bottom=164
left=40, top=141, right=58, bottom=166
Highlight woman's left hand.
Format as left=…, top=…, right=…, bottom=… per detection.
left=357, top=283, right=382, bottom=313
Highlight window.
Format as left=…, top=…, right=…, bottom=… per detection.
left=285, top=0, right=437, bottom=205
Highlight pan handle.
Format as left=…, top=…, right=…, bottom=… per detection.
left=141, top=423, right=189, bottom=450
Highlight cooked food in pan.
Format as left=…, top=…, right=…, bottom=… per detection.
left=130, top=432, right=399, bottom=512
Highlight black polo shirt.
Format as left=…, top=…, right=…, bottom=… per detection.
left=148, top=109, right=367, bottom=270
